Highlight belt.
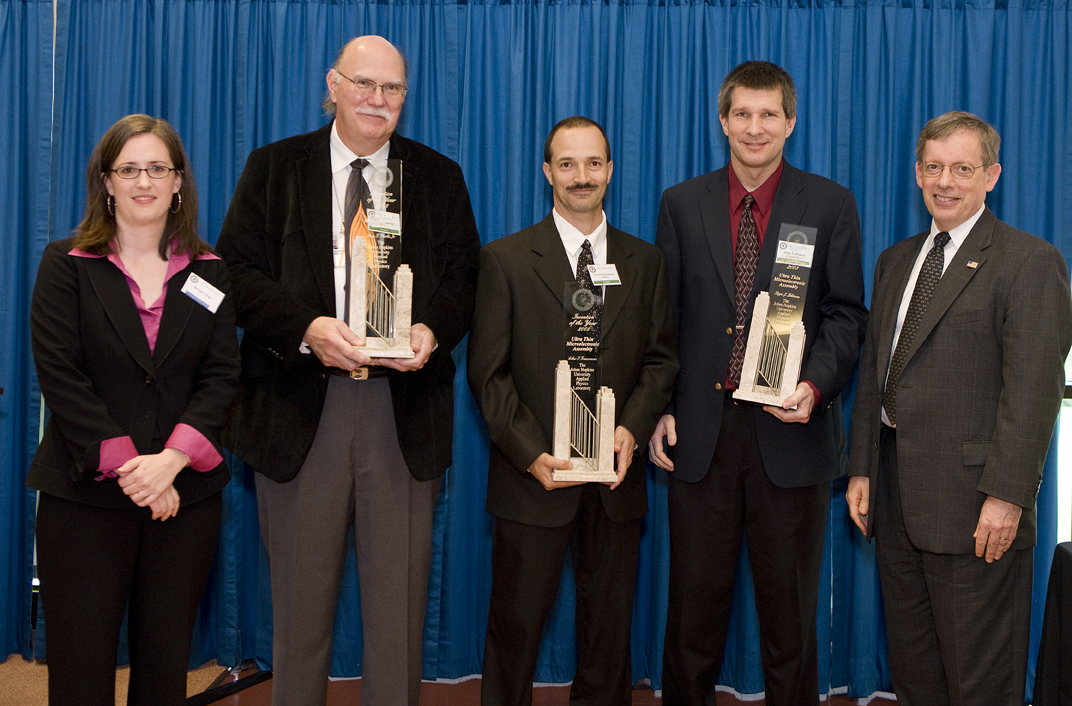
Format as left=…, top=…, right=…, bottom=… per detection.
left=327, top=365, right=392, bottom=381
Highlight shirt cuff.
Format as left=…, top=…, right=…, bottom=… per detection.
left=165, top=423, right=223, bottom=472
left=95, top=436, right=139, bottom=480
left=802, top=380, right=821, bottom=408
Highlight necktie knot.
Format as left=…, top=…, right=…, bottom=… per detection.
left=352, top=158, right=369, bottom=172
left=742, top=193, right=756, bottom=210
left=934, top=231, right=950, bottom=249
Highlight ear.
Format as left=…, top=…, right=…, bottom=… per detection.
left=173, top=170, right=183, bottom=194
left=326, top=69, right=340, bottom=106
left=103, top=172, right=114, bottom=196
left=984, top=162, right=1002, bottom=192
left=543, top=161, right=553, bottom=187
left=784, top=115, right=796, bottom=138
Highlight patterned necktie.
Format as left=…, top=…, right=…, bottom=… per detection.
left=729, top=193, right=759, bottom=385
left=576, top=239, right=603, bottom=321
left=883, top=231, right=951, bottom=425
left=343, top=158, right=374, bottom=325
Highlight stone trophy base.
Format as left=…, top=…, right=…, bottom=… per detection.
left=552, top=361, right=617, bottom=482
left=732, top=291, right=805, bottom=407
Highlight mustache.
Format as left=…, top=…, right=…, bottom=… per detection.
left=567, top=183, right=599, bottom=192
left=355, top=106, right=393, bottom=120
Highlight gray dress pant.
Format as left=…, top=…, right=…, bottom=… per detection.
left=256, top=375, right=441, bottom=706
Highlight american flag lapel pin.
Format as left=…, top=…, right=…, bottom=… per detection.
left=966, top=260, right=979, bottom=269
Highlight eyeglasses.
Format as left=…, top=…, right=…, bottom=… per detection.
left=111, top=165, right=178, bottom=179
left=920, top=162, right=987, bottom=180
left=334, top=70, right=407, bottom=99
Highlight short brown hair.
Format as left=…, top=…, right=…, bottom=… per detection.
left=543, top=116, right=611, bottom=165
left=718, top=61, right=797, bottom=120
left=72, top=114, right=207, bottom=259
left=915, top=111, right=1001, bottom=167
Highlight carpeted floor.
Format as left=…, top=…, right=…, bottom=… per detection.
left=0, top=656, right=225, bottom=706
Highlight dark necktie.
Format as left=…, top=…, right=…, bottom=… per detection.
left=883, top=231, right=951, bottom=425
left=729, top=193, right=759, bottom=385
left=576, top=239, right=603, bottom=321
left=343, top=158, right=374, bottom=325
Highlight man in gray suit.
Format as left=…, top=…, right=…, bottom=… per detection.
left=846, top=111, right=1072, bottom=705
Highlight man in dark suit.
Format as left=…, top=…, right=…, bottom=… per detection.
left=468, top=116, right=678, bottom=706
left=215, top=35, right=480, bottom=706
left=649, top=61, right=868, bottom=705
left=846, top=112, right=1072, bottom=705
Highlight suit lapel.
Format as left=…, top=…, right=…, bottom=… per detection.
left=602, top=227, right=635, bottom=336
left=903, top=209, right=993, bottom=362
left=757, top=164, right=806, bottom=298
left=874, top=235, right=926, bottom=384
left=532, top=215, right=575, bottom=306
left=152, top=262, right=196, bottom=365
left=298, top=125, right=338, bottom=317
left=698, top=169, right=735, bottom=305
left=85, top=258, right=155, bottom=375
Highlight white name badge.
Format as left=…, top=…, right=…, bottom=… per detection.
left=587, top=263, right=621, bottom=286
left=775, top=241, right=815, bottom=268
left=181, top=272, right=224, bottom=313
left=367, top=209, right=402, bottom=235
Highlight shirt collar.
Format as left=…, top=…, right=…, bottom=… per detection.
left=929, top=203, right=987, bottom=250
left=330, top=121, right=390, bottom=174
left=551, top=208, right=608, bottom=261
left=728, top=159, right=784, bottom=216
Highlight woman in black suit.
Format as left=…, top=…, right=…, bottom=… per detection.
left=27, top=115, right=239, bottom=706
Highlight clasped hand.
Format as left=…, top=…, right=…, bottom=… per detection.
left=303, top=317, right=436, bottom=372
left=116, top=448, right=187, bottom=520
left=529, top=426, right=635, bottom=491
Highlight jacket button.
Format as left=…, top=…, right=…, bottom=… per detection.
left=725, top=327, right=733, bottom=335
left=144, top=375, right=154, bottom=385
left=715, top=383, right=723, bottom=390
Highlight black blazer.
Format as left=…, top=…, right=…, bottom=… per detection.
left=467, top=216, right=679, bottom=527
left=216, top=124, right=480, bottom=482
left=27, top=238, right=240, bottom=508
left=656, top=162, right=868, bottom=486
left=848, top=208, right=1072, bottom=553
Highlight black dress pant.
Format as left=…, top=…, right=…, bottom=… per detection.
left=663, top=395, right=830, bottom=706
left=36, top=491, right=221, bottom=706
left=482, top=483, right=642, bottom=706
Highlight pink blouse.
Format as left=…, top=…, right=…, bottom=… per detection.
left=70, top=245, right=224, bottom=477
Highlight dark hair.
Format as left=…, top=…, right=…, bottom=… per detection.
left=543, top=116, right=612, bottom=165
left=72, top=114, right=207, bottom=259
left=323, top=37, right=410, bottom=114
left=915, top=111, right=1001, bottom=167
left=718, top=61, right=797, bottom=120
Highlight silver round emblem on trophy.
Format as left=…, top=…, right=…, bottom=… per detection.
left=786, top=230, right=809, bottom=243
left=572, top=287, right=596, bottom=312
left=370, top=165, right=395, bottom=188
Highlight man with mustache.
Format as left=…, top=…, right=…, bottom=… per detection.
left=650, top=61, right=868, bottom=705
left=468, top=116, right=678, bottom=705
left=216, top=35, right=480, bottom=706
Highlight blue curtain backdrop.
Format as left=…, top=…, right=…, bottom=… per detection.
left=0, top=0, right=54, bottom=662
left=1, top=0, right=1068, bottom=699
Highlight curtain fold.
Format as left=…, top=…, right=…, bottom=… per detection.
left=5, top=0, right=1067, bottom=699
left=0, top=0, right=55, bottom=662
